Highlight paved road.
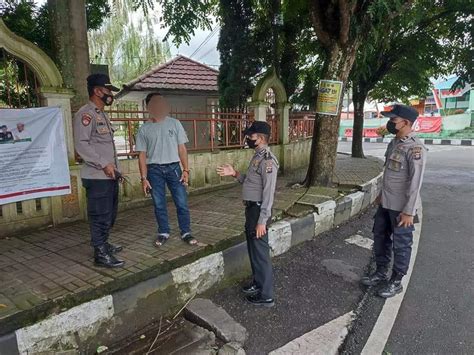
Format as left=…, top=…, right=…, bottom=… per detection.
left=339, top=142, right=474, bottom=354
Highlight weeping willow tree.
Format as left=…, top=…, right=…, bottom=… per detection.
left=88, top=0, right=171, bottom=86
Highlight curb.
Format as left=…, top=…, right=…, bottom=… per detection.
left=339, top=137, right=473, bottom=146
left=0, top=173, right=384, bottom=354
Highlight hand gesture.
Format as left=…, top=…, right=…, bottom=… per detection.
left=216, top=164, right=236, bottom=177
left=142, top=179, right=152, bottom=196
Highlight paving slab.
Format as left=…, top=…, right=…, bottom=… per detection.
left=185, top=298, right=248, bottom=344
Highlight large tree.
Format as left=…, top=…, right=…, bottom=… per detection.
left=349, top=0, right=474, bottom=158
left=304, top=0, right=410, bottom=186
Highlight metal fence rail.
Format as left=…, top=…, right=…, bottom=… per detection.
left=289, top=112, right=315, bottom=142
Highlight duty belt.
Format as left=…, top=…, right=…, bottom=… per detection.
left=244, top=200, right=262, bottom=207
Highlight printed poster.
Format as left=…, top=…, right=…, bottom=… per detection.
left=0, top=106, right=71, bottom=204
left=316, top=80, right=344, bottom=116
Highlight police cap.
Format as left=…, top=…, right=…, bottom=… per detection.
left=87, top=73, right=120, bottom=92
left=381, top=104, right=419, bottom=122
left=243, top=121, right=271, bottom=136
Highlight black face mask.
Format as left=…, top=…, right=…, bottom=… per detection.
left=100, top=93, right=114, bottom=106
left=386, top=121, right=399, bottom=135
left=245, top=137, right=258, bottom=149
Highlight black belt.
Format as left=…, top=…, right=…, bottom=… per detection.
left=244, top=200, right=262, bottom=207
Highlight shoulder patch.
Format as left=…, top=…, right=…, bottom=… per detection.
left=265, top=159, right=273, bottom=173
left=82, top=113, right=92, bottom=126
left=410, top=146, right=423, bottom=160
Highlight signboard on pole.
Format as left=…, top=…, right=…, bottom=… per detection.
left=0, top=106, right=71, bottom=204
left=316, top=80, right=344, bottom=116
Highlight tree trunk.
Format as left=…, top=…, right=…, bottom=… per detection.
left=351, top=89, right=367, bottom=158
left=48, top=0, right=90, bottom=110
left=306, top=44, right=358, bottom=187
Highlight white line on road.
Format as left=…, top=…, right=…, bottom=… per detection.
left=345, top=234, right=374, bottom=250
left=361, top=206, right=424, bottom=355
left=269, top=312, right=355, bottom=355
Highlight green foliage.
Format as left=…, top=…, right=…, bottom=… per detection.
left=89, top=0, right=171, bottom=85
left=217, top=0, right=264, bottom=108
left=130, top=0, right=219, bottom=46
left=0, top=0, right=110, bottom=62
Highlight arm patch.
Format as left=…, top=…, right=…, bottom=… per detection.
left=410, top=146, right=423, bottom=160
left=82, top=113, right=92, bottom=126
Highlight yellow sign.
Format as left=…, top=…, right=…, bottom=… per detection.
left=316, top=80, right=344, bottom=116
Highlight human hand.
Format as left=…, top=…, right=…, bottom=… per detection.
left=398, top=213, right=414, bottom=227
left=103, top=164, right=116, bottom=179
left=180, top=170, right=189, bottom=186
left=255, top=224, right=267, bottom=238
left=216, top=164, right=236, bottom=177
left=142, top=179, right=152, bottom=196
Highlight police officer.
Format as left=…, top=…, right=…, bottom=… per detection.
left=217, top=121, right=278, bottom=307
left=361, top=104, right=427, bottom=298
left=73, top=74, right=124, bottom=268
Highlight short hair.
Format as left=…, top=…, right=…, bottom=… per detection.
left=87, top=86, right=96, bottom=97
left=257, top=133, right=269, bottom=142
left=145, top=92, right=163, bottom=106
left=0, top=125, right=7, bottom=129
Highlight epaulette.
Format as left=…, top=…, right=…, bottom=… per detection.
left=264, top=150, right=272, bottom=160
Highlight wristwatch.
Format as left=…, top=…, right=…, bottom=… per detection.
left=183, top=169, right=190, bottom=174
left=140, top=176, right=147, bottom=182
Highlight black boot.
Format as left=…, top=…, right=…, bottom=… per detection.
left=242, top=284, right=260, bottom=295
left=94, top=245, right=125, bottom=268
left=360, top=268, right=388, bottom=286
left=378, top=271, right=403, bottom=298
left=105, top=242, right=123, bottom=254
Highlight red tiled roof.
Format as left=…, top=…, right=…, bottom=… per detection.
left=122, top=55, right=219, bottom=93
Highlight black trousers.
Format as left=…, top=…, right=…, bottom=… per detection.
left=82, top=179, right=119, bottom=247
left=373, top=206, right=415, bottom=275
left=245, top=203, right=274, bottom=299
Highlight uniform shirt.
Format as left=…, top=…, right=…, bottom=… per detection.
left=381, top=132, right=427, bottom=216
left=238, top=145, right=279, bottom=225
left=73, top=101, right=118, bottom=180
left=0, top=131, right=14, bottom=143
left=135, top=117, right=188, bottom=164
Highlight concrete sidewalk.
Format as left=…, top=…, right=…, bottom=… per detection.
left=0, top=155, right=383, bottom=346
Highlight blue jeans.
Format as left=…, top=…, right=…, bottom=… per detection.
left=147, top=163, right=191, bottom=236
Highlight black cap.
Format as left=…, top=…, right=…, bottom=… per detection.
left=243, top=121, right=271, bottom=136
left=87, top=73, right=120, bottom=92
left=381, top=104, right=419, bottom=122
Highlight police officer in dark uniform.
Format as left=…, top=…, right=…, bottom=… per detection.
left=361, top=104, right=427, bottom=298
left=217, top=121, right=278, bottom=307
left=73, top=74, right=124, bottom=268
left=0, top=125, right=14, bottom=143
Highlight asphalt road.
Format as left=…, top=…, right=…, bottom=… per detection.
left=340, top=142, right=474, bottom=354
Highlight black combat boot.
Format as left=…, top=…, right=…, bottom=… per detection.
left=378, top=271, right=403, bottom=298
left=105, top=242, right=123, bottom=254
left=360, top=268, right=388, bottom=286
left=94, top=245, right=125, bottom=268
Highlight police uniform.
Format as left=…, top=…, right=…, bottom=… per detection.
left=362, top=104, right=427, bottom=297
left=236, top=123, right=279, bottom=305
left=0, top=127, right=14, bottom=143
left=73, top=74, right=123, bottom=267
left=375, top=132, right=426, bottom=275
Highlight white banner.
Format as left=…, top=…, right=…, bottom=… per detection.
left=0, top=107, right=71, bottom=204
